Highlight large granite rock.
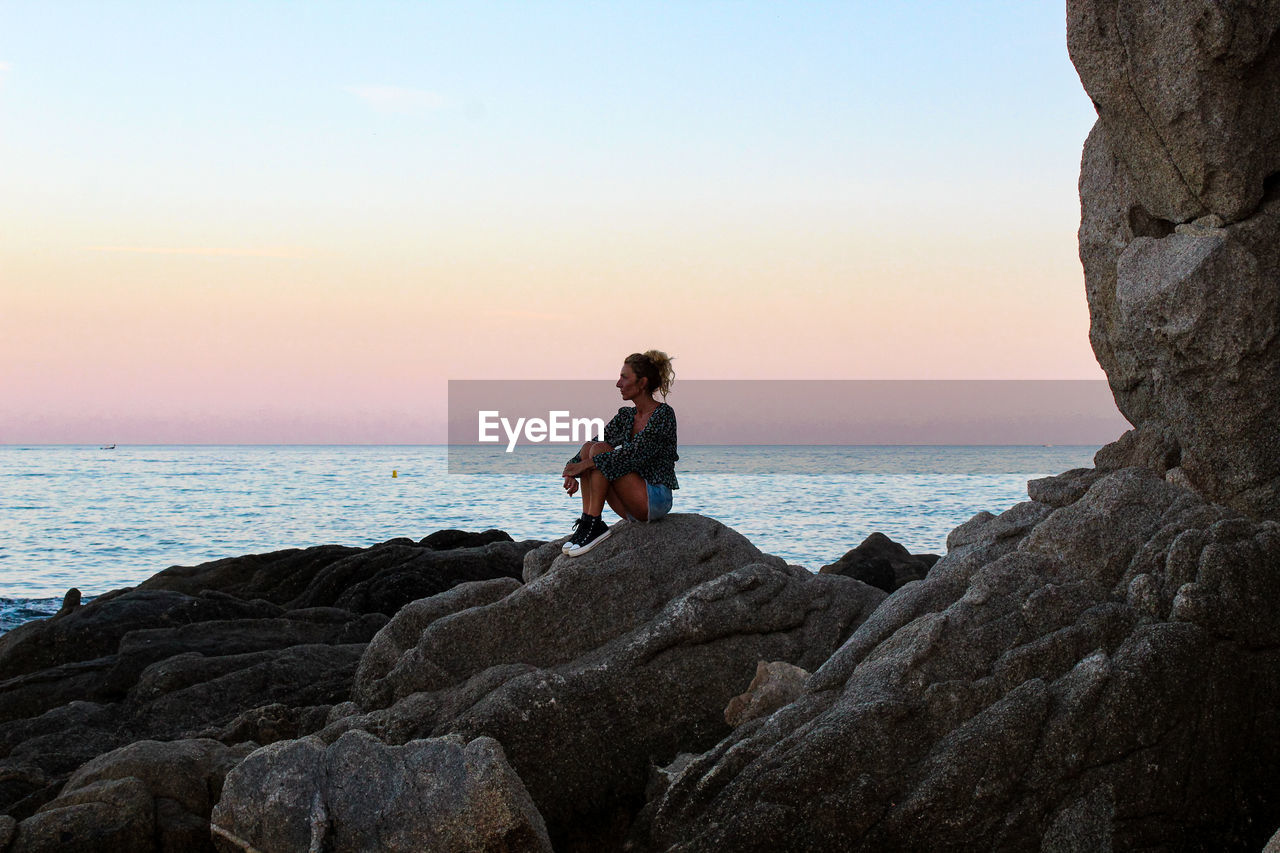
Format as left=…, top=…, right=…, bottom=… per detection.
left=1071, top=2, right=1280, bottom=518
left=638, top=468, right=1280, bottom=850
left=211, top=730, right=551, bottom=853
left=243, top=514, right=886, bottom=851
left=9, top=739, right=252, bottom=853
left=1068, top=0, right=1280, bottom=224
left=0, top=531, right=539, bottom=838
left=722, top=660, right=810, bottom=729
left=819, top=532, right=939, bottom=592
left=137, top=531, right=533, bottom=613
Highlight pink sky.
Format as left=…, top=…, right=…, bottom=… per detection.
left=0, top=4, right=1104, bottom=444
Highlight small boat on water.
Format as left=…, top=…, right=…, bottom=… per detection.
left=100, top=444, right=116, bottom=450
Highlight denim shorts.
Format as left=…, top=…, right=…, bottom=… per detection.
left=628, top=480, right=673, bottom=523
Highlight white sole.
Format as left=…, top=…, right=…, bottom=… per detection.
left=565, top=527, right=612, bottom=557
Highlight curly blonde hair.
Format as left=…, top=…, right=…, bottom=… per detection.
left=625, top=350, right=676, bottom=399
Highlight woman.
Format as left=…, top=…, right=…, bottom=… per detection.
left=560, top=350, right=678, bottom=556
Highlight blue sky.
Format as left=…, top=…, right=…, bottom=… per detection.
left=0, top=2, right=1107, bottom=443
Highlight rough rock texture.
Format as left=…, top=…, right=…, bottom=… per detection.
left=1068, top=0, right=1280, bottom=223
left=250, top=514, right=886, bottom=851
left=638, top=468, right=1280, bottom=851
left=137, top=530, right=532, bottom=614
left=1070, top=1, right=1280, bottom=518
left=211, top=730, right=551, bottom=853
left=819, top=532, right=939, bottom=592
left=9, top=739, right=252, bottom=853
left=0, top=532, right=539, bottom=843
left=723, top=660, right=810, bottom=728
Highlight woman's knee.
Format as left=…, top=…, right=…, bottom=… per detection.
left=585, top=441, right=612, bottom=458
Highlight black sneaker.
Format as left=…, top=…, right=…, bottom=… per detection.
left=562, top=515, right=590, bottom=554
left=565, top=517, right=612, bottom=557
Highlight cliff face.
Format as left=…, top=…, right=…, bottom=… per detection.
left=1069, top=0, right=1280, bottom=517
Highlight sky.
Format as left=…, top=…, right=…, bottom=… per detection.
left=0, top=2, right=1104, bottom=443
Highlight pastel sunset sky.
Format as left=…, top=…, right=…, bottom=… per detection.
left=1, top=2, right=1103, bottom=443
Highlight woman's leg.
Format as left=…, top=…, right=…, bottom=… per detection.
left=578, top=443, right=648, bottom=520
left=580, top=442, right=612, bottom=515
left=575, top=441, right=600, bottom=513
left=583, top=466, right=645, bottom=520
left=604, top=473, right=650, bottom=522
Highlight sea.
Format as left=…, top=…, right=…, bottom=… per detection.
left=0, top=444, right=1100, bottom=633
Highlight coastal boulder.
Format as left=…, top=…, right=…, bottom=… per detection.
left=0, top=531, right=539, bottom=832
left=9, top=776, right=154, bottom=853
left=210, top=730, right=551, bottom=853
left=9, top=738, right=252, bottom=853
left=819, top=531, right=939, bottom=592
left=723, top=660, right=810, bottom=728
left=1070, top=0, right=1280, bottom=518
left=0, top=590, right=278, bottom=681
left=1068, top=0, right=1280, bottom=223
left=262, top=514, right=886, bottom=849
left=139, top=534, right=539, bottom=615
left=123, top=642, right=367, bottom=739
left=639, top=468, right=1280, bottom=850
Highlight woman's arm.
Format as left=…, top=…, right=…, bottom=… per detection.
left=562, top=442, right=611, bottom=478
left=590, top=405, right=676, bottom=482
left=562, top=409, right=628, bottom=477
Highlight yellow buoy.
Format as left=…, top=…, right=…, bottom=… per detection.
left=392, top=469, right=398, bottom=478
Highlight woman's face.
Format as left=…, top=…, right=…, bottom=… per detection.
left=617, top=364, right=647, bottom=402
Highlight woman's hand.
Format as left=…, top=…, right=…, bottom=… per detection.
left=562, top=460, right=591, bottom=478
left=562, top=476, right=579, bottom=496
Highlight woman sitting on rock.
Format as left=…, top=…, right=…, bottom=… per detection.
left=560, top=350, right=679, bottom=556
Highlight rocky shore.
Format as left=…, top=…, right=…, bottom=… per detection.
left=0, top=515, right=907, bottom=851
left=7, top=0, right=1280, bottom=849
left=4, top=465, right=1280, bottom=852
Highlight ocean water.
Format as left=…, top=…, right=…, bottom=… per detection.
left=0, top=444, right=1100, bottom=631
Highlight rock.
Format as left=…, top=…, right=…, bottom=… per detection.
left=9, top=776, right=154, bottom=853
left=106, top=610, right=387, bottom=692
left=419, top=529, right=514, bottom=550
left=295, top=515, right=883, bottom=848
left=644, top=752, right=698, bottom=804
left=0, top=609, right=382, bottom=729
left=0, top=529, right=541, bottom=837
left=1265, top=825, right=1280, bottom=853
left=638, top=469, right=1280, bottom=850
left=353, top=577, right=522, bottom=707
left=1027, top=467, right=1107, bottom=508
left=199, top=702, right=333, bottom=747
left=56, top=590, right=80, bottom=615
left=1114, top=196, right=1280, bottom=516
left=0, top=657, right=121, bottom=725
left=1092, top=424, right=1182, bottom=474
left=819, top=532, right=938, bottom=592
left=17, top=738, right=254, bottom=853
left=723, top=660, right=810, bottom=728
left=1068, top=0, right=1280, bottom=223
left=1071, top=3, right=1280, bottom=519
left=0, top=589, right=275, bottom=681
left=0, top=702, right=137, bottom=816
left=125, top=643, right=366, bottom=739
left=210, top=730, right=552, bottom=853
left=138, top=535, right=538, bottom=615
